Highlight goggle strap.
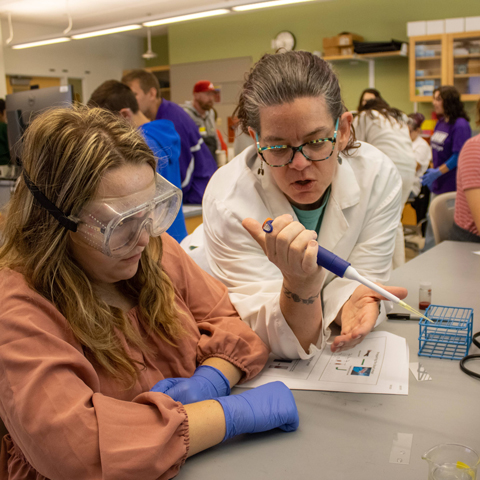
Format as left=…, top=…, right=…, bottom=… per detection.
left=23, top=170, right=78, bottom=232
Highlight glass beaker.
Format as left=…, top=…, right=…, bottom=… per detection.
left=423, top=444, right=479, bottom=479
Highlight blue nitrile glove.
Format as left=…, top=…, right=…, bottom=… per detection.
left=150, top=365, right=231, bottom=404
left=421, top=168, right=442, bottom=188
left=215, top=381, right=299, bottom=441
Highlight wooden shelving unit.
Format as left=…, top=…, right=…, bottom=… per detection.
left=410, top=31, right=480, bottom=102
left=416, top=75, right=441, bottom=80
left=454, top=73, right=480, bottom=78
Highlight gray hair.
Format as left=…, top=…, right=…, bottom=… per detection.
left=236, top=51, right=357, bottom=152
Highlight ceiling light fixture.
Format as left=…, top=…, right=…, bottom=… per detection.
left=233, top=0, right=316, bottom=11
left=142, top=28, right=157, bottom=60
left=71, top=24, right=142, bottom=40
left=12, top=37, right=71, bottom=49
left=143, top=9, right=229, bottom=27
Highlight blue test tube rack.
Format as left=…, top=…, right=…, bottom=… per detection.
left=418, top=305, right=474, bottom=360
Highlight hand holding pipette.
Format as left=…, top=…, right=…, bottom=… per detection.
left=311, top=235, right=432, bottom=323
left=263, top=217, right=431, bottom=324
left=242, top=214, right=410, bottom=353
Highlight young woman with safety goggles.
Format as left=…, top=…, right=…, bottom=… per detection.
left=0, top=106, right=298, bottom=479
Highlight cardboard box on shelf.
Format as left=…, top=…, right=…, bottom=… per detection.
left=324, top=46, right=341, bottom=56
left=468, top=58, right=480, bottom=74
left=338, top=33, right=363, bottom=46
left=323, top=46, right=355, bottom=57
left=340, top=46, right=354, bottom=55
left=323, top=36, right=339, bottom=48
left=322, top=33, right=364, bottom=49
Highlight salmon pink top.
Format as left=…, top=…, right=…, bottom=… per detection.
left=0, top=234, right=269, bottom=480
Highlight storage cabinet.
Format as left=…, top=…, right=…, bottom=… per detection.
left=447, top=32, right=480, bottom=102
left=410, top=31, right=480, bottom=102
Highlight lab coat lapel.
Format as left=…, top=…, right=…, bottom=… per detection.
left=318, top=154, right=360, bottom=253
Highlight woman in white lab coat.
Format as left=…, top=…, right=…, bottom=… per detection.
left=186, top=51, right=407, bottom=360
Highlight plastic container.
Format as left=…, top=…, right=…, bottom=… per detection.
left=422, top=443, right=479, bottom=480
left=419, top=281, right=432, bottom=310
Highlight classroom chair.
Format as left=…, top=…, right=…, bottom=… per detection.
left=428, top=191, right=456, bottom=245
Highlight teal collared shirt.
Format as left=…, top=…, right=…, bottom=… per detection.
left=291, top=186, right=331, bottom=234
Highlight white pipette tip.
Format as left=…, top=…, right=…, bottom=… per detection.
left=344, top=266, right=434, bottom=323
left=398, top=300, right=434, bottom=323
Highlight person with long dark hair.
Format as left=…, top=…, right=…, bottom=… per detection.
left=422, top=86, right=471, bottom=192
left=420, top=86, right=471, bottom=251
left=356, top=88, right=382, bottom=112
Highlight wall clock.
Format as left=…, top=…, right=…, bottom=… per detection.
left=272, top=31, right=296, bottom=51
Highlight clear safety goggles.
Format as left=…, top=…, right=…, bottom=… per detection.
left=74, top=173, right=182, bottom=257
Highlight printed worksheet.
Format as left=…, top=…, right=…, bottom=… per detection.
left=239, top=331, right=409, bottom=395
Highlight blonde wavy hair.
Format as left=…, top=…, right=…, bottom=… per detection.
left=0, top=106, right=184, bottom=387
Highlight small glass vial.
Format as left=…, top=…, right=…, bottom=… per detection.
left=419, top=281, right=432, bottom=310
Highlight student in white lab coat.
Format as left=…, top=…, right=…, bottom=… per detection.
left=183, top=51, right=407, bottom=359
left=353, top=98, right=416, bottom=206
left=353, top=97, right=417, bottom=268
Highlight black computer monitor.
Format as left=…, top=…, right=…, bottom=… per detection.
left=6, top=85, right=73, bottom=167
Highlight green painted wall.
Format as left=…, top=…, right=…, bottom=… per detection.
left=150, top=0, right=480, bottom=127
left=144, top=34, right=169, bottom=68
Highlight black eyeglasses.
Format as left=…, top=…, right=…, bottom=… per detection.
left=255, top=118, right=339, bottom=168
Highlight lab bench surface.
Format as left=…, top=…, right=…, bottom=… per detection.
left=177, top=241, right=480, bottom=480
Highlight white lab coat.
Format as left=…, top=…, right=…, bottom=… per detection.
left=353, top=111, right=416, bottom=206
left=411, top=135, right=432, bottom=197
left=183, top=142, right=402, bottom=359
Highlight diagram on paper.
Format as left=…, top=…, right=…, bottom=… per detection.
left=316, top=337, right=385, bottom=385
left=238, top=331, right=409, bottom=395
left=259, top=337, right=385, bottom=385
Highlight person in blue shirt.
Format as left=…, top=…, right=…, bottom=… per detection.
left=122, top=70, right=218, bottom=205
left=88, top=80, right=187, bottom=242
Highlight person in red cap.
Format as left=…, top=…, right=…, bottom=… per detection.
left=122, top=70, right=217, bottom=205
left=182, top=80, right=221, bottom=159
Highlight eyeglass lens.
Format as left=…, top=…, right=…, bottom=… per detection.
left=263, top=140, right=334, bottom=166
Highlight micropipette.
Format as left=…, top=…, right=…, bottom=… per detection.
left=262, top=218, right=432, bottom=322
left=314, top=244, right=433, bottom=322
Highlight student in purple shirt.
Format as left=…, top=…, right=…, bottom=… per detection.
left=422, top=86, right=471, bottom=194
left=122, top=70, right=217, bottom=205
left=421, top=86, right=471, bottom=251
